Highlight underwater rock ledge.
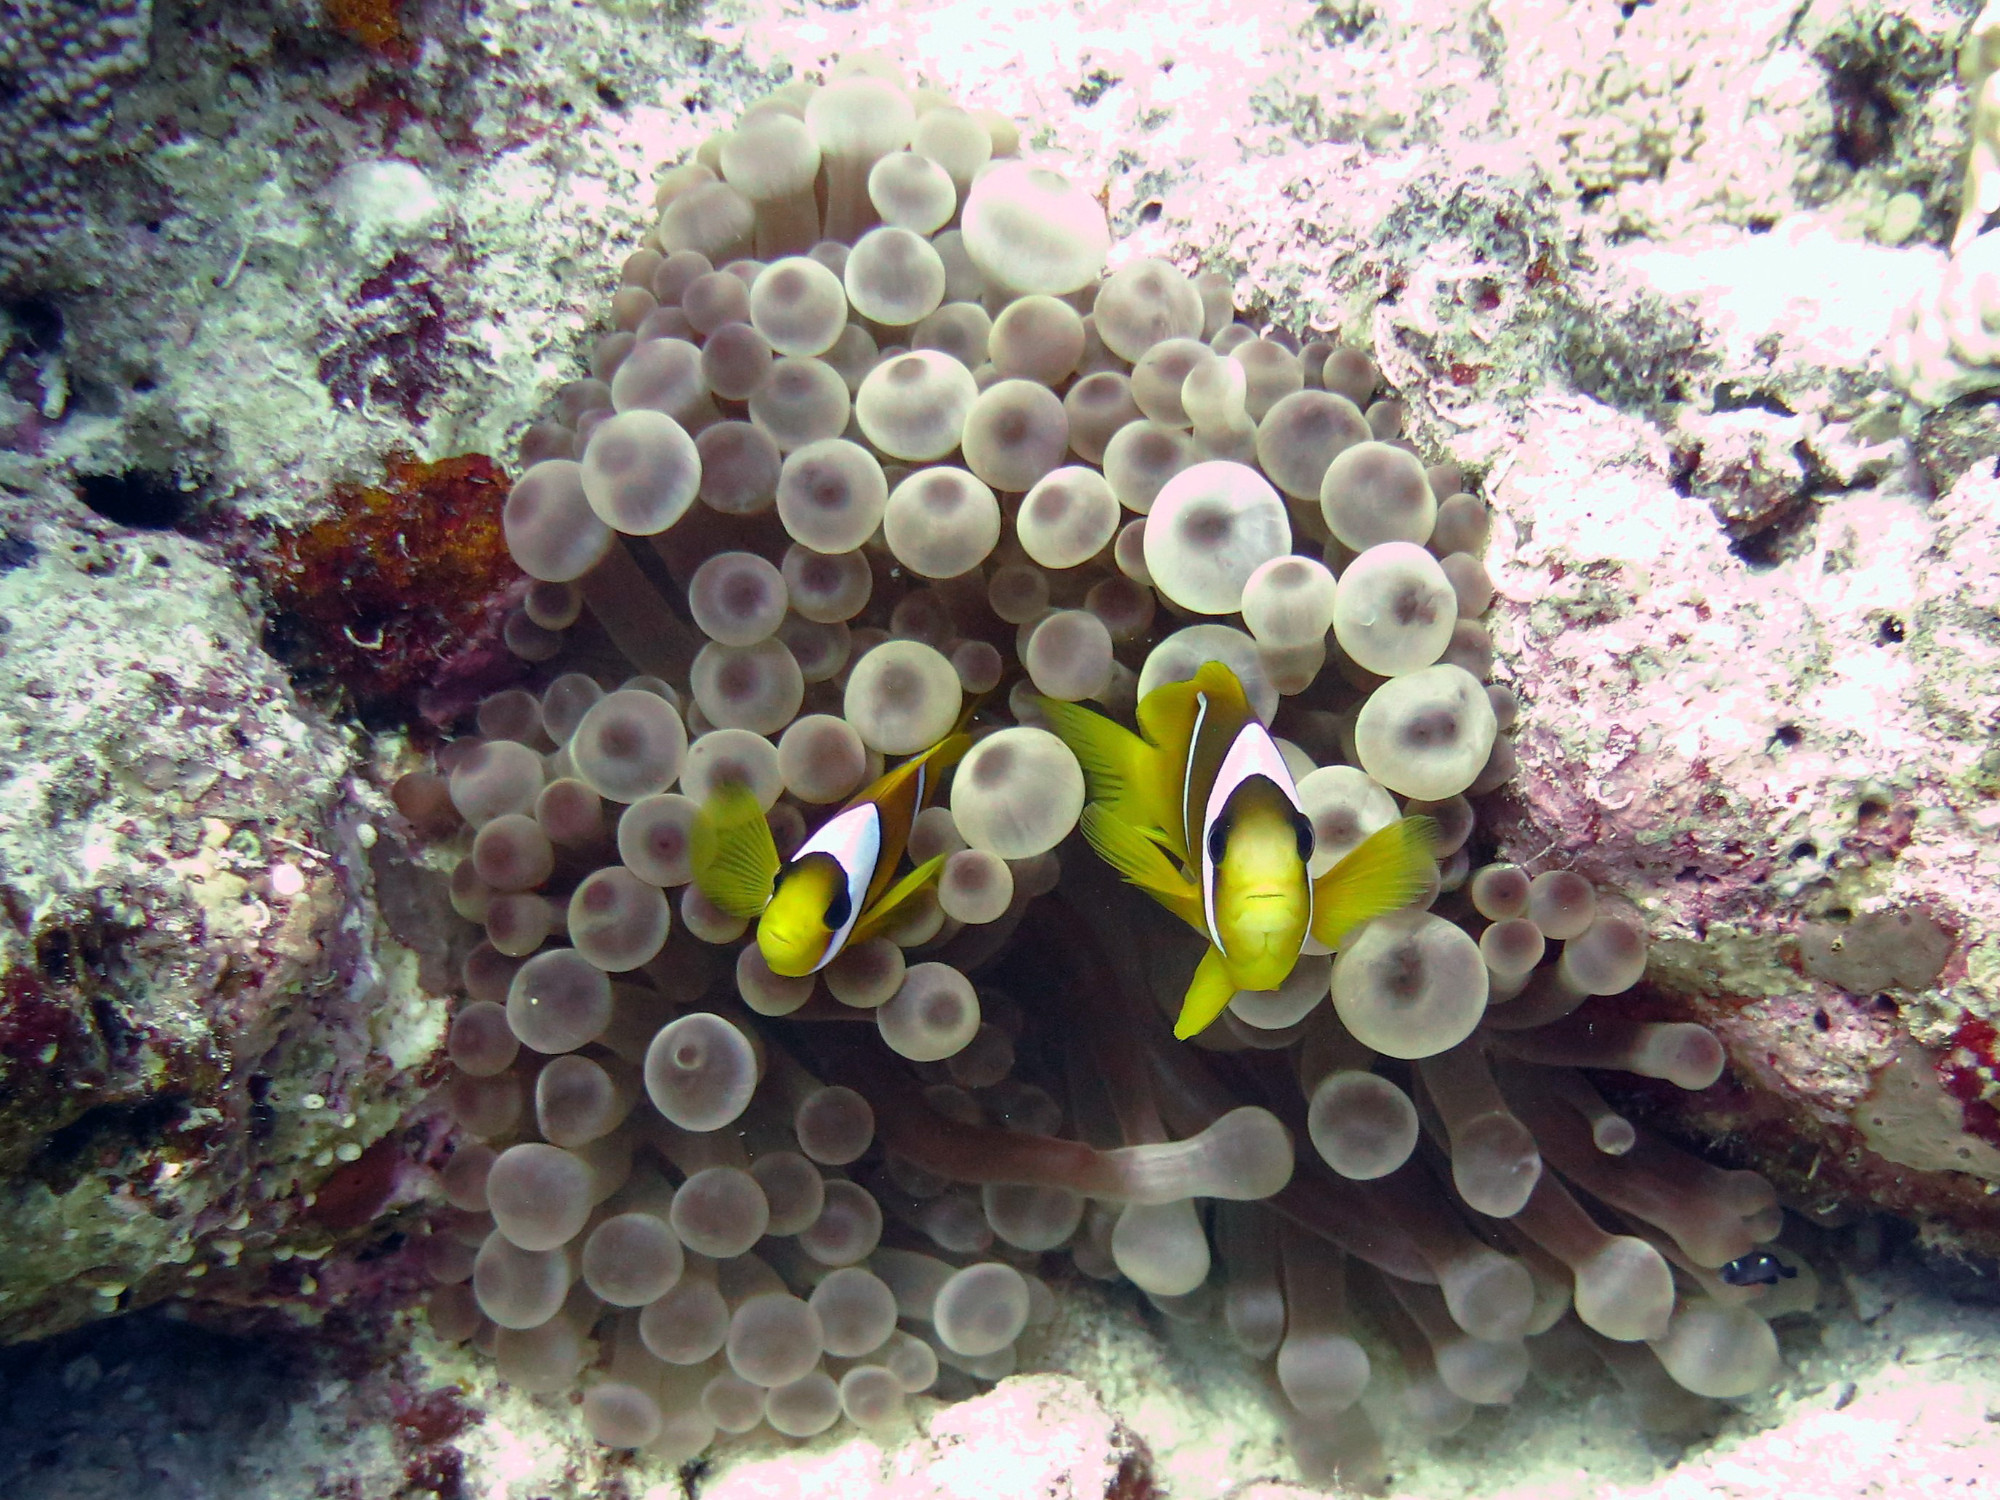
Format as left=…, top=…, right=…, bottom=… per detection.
left=0, top=0, right=1997, bottom=1496
left=0, top=475, right=451, bottom=1344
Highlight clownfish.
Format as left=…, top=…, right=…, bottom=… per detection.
left=1038, top=659, right=1436, bottom=1040
left=690, top=731, right=971, bottom=978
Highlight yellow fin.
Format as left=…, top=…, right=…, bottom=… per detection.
left=1079, top=804, right=1204, bottom=932
left=1134, top=671, right=1200, bottom=753
left=850, top=728, right=974, bottom=812
left=1174, top=944, right=1241, bottom=1041
left=1036, top=697, right=1149, bottom=819
left=847, top=853, right=947, bottom=945
left=1309, top=815, right=1439, bottom=949
left=925, top=728, right=975, bottom=775
left=1132, top=662, right=1255, bottom=856
left=854, top=731, right=972, bottom=908
left=1191, top=658, right=1254, bottom=715
left=690, top=784, right=782, bottom=920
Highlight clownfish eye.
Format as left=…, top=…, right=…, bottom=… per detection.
left=824, top=883, right=852, bottom=930
left=1291, top=809, right=1315, bottom=862
left=1207, top=814, right=1230, bottom=866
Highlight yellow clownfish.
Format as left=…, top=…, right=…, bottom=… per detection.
left=689, top=732, right=971, bottom=978
left=1038, top=659, right=1436, bottom=1040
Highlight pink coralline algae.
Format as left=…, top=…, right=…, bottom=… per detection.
left=316, top=252, right=458, bottom=427
left=1480, top=415, right=2000, bottom=1255
left=4, top=0, right=2000, bottom=1493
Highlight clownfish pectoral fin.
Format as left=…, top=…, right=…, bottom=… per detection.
left=1078, top=804, right=1205, bottom=932
left=1173, top=943, right=1241, bottom=1040
left=846, top=853, right=949, bottom=946
left=690, top=783, right=783, bottom=920
left=1035, top=696, right=1153, bottom=823
left=1308, top=815, right=1439, bottom=950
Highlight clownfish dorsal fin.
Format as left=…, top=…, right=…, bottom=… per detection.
left=1136, top=660, right=1260, bottom=858
left=690, top=783, right=783, bottom=919
left=1174, top=943, right=1242, bottom=1040
left=840, top=732, right=972, bottom=824
left=1128, top=677, right=1204, bottom=860
left=1139, top=659, right=1255, bottom=744
left=846, top=852, right=950, bottom=946
left=848, top=729, right=975, bottom=811
left=1309, top=815, right=1439, bottom=949
left=1077, top=804, right=1205, bottom=933
left=1035, top=697, right=1156, bottom=825
left=1135, top=672, right=1201, bottom=760
left=849, top=730, right=975, bottom=907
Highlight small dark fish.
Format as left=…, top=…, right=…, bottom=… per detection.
left=1719, top=1250, right=1797, bottom=1287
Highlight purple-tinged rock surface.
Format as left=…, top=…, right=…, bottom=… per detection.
left=0, top=477, right=453, bottom=1342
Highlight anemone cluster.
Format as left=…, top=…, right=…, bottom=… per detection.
left=397, top=57, right=1808, bottom=1488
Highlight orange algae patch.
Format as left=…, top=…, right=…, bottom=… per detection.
left=267, top=452, right=513, bottom=722
left=324, top=0, right=415, bottom=60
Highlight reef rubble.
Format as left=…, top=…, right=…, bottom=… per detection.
left=0, top=0, right=1997, bottom=1494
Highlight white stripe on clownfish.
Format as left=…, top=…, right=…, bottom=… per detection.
left=1182, top=688, right=1210, bottom=860
left=792, top=800, right=881, bottom=969
left=1198, top=715, right=1310, bottom=957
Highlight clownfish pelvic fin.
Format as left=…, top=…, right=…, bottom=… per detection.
left=1077, top=803, right=1205, bottom=930
left=846, top=851, right=950, bottom=946
left=1175, top=945, right=1244, bottom=1041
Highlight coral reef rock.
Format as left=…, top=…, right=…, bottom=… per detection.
left=0, top=478, right=447, bottom=1341
left=1, top=0, right=1999, bottom=1494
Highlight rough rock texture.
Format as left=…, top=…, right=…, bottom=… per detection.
left=0, top=0, right=156, bottom=287
left=0, top=0, right=756, bottom=526
left=1, top=0, right=1999, bottom=1492
left=0, top=479, right=450, bottom=1341
left=1483, top=421, right=2000, bottom=1253
left=3, top=1243, right=1996, bottom=1500
left=0, top=1308, right=462, bottom=1499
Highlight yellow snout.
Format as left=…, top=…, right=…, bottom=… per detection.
left=757, top=857, right=846, bottom=976
left=1213, top=803, right=1310, bottom=990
